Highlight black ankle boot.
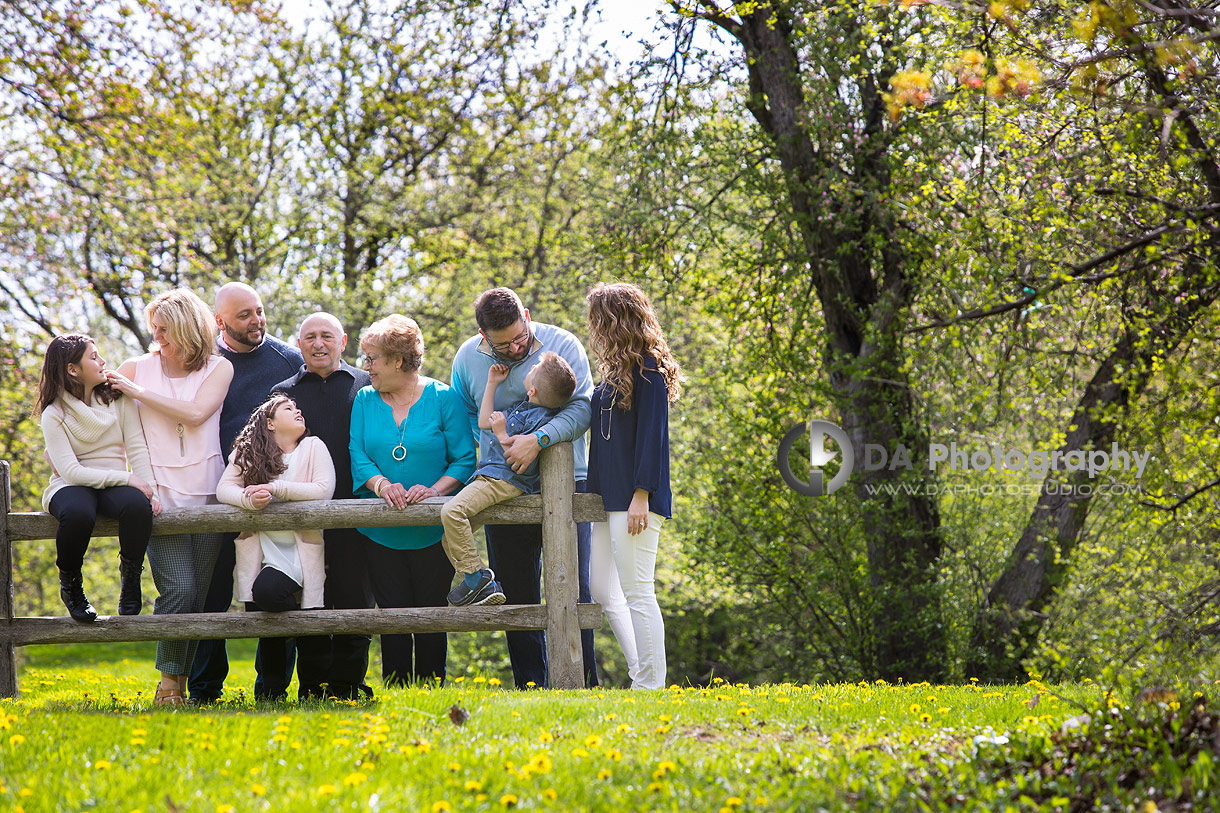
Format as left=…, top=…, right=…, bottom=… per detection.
left=59, top=572, right=98, bottom=622
left=118, top=555, right=143, bottom=616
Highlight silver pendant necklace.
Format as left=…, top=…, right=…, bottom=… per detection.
left=388, top=382, right=421, bottom=461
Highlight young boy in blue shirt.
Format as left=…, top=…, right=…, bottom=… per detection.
left=441, top=351, right=577, bottom=606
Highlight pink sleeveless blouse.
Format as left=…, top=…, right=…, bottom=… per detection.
left=131, top=353, right=225, bottom=508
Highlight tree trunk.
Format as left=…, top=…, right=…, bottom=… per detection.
left=724, top=4, right=946, bottom=680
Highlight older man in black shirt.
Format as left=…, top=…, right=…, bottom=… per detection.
left=273, top=312, right=375, bottom=700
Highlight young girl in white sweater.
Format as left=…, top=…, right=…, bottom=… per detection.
left=36, top=334, right=161, bottom=622
left=216, top=394, right=335, bottom=700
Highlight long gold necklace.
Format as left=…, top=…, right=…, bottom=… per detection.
left=160, top=353, right=188, bottom=457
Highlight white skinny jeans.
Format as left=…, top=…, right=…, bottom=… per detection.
left=589, top=511, right=666, bottom=690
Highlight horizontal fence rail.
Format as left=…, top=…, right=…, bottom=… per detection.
left=0, top=445, right=605, bottom=697
left=5, top=494, right=610, bottom=540
left=8, top=606, right=607, bottom=646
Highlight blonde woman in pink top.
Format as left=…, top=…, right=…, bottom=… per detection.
left=108, top=289, right=234, bottom=706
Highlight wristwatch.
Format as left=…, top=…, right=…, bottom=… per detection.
left=535, top=430, right=551, bottom=447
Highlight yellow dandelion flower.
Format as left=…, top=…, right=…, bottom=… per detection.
left=20, top=788, right=34, bottom=796
left=736, top=707, right=750, bottom=717
left=647, top=782, right=664, bottom=793
left=251, top=784, right=266, bottom=796
left=604, top=713, right=617, bottom=720
left=249, top=767, right=261, bottom=776
left=920, top=714, right=932, bottom=723
left=606, top=748, right=622, bottom=762
left=500, top=794, right=519, bottom=807
left=331, top=737, right=351, bottom=747
left=598, top=769, right=612, bottom=780
left=9, top=734, right=26, bottom=746
left=726, top=798, right=743, bottom=807
left=657, top=760, right=677, bottom=774
left=344, top=772, right=367, bottom=787
left=317, top=785, right=337, bottom=796
left=431, top=802, right=451, bottom=813
left=538, top=730, right=554, bottom=744
left=417, top=740, right=433, bottom=753
left=658, top=714, right=672, bottom=722
left=446, top=762, right=462, bottom=772
left=95, top=760, right=112, bottom=770
left=755, top=798, right=769, bottom=806
left=132, top=728, right=147, bottom=736
left=910, top=704, right=921, bottom=713
left=584, top=734, right=602, bottom=748
left=464, top=780, right=483, bottom=792
left=217, top=806, right=235, bottom=813
left=543, top=788, right=557, bottom=801
left=571, top=747, right=589, bottom=758
left=526, top=682, right=537, bottom=688
left=473, top=676, right=486, bottom=684
left=129, top=738, right=146, bottom=746
left=528, top=753, right=553, bottom=773
left=655, top=725, right=672, bottom=734
left=615, top=723, right=632, bottom=734
left=489, top=678, right=502, bottom=687
left=291, top=741, right=302, bottom=749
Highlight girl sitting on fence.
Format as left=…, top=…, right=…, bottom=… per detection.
left=36, top=334, right=162, bottom=622
left=216, top=394, right=335, bottom=700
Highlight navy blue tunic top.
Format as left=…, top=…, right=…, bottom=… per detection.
left=588, top=358, right=672, bottom=518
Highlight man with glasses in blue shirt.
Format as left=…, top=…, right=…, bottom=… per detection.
left=450, top=288, right=599, bottom=688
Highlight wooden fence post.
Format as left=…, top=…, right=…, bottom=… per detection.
left=540, top=444, right=582, bottom=689
left=1, top=461, right=17, bottom=698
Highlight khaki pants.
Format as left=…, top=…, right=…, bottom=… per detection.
left=440, top=475, right=524, bottom=575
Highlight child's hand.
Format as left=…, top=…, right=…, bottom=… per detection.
left=489, top=411, right=507, bottom=436
left=487, top=364, right=510, bottom=385
left=243, top=484, right=274, bottom=510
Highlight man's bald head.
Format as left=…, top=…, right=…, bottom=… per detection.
left=297, top=312, right=347, bottom=378
left=214, top=282, right=266, bottom=352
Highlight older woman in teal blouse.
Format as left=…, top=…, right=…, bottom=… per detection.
left=349, top=314, right=476, bottom=686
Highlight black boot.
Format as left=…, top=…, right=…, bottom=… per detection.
left=118, top=555, right=143, bottom=616
left=59, top=572, right=98, bottom=622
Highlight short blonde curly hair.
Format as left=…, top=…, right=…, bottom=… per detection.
left=359, top=314, right=424, bottom=372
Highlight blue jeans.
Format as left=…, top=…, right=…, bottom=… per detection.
left=484, top=479, right=598, bottom=688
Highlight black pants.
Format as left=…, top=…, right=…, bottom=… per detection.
left=323, top=527, right=374, bottom=697
left=365, top=541, right=453, bottom=686
left=190, top=535, right=295, bottom=702
left=245, top=566, right=327, bottom=699
left=49, top=485, right=152, bottom=572
left=484, top=478, right=598, bottom=689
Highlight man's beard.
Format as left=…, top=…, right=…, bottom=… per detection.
left=223, top=322, right=263, bottom=349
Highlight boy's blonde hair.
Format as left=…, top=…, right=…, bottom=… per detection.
left=531, top=351, right=576, bottom=409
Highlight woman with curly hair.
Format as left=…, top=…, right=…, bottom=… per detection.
left=36, top=334, right=160, bottom=623
left=349, top=313, right=476, bottom=686
left=216, top=394, right=336, bottom=700
left=585, top=282, right=682, bottom=690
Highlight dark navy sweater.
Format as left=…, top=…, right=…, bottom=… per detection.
left=588, top=359, right=672, bottom=518
left=217, top=334, right=303, bottom=458
left=273, top=362, right=371, bottom=501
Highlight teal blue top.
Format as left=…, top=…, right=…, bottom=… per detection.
left=349, top=377, right=477, bottom=549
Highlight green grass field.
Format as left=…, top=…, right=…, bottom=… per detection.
left=1, top=643, right=1213, bottom=812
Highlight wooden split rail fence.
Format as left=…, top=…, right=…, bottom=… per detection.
left=0, top=444, right=605, bottom=697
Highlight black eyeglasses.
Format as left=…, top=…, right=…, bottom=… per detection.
left=485, top=319, right=531, bottom=355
